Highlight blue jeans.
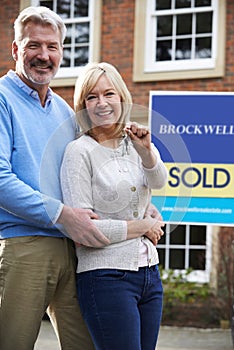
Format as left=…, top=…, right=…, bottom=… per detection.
left=76, top=265, right=163, bottom=350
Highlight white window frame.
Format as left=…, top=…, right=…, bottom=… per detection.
left=20, top=0, right=102, bottom=86
left=133, top=0, right=226, bottom=82
left=157, top=224, right=212, bottom=283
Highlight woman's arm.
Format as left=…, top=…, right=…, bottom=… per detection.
left=126, top=122, right=168, bottom=189
left=91, top=215, right=164, bottom=246
left=60, top=140, right=163, bottom=246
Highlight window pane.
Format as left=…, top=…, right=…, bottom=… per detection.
left=74, top=0, right=89, bottom=17
left=156, top=0, right=171, bottom=10
left=190, top=226, right=206, bottom=245
left=39, top=1, right=53, bottom=10
left=74, top=47, right=89, bottom=66
left=156, top=40, right=172, bottom=61
left=57, top=0, right=71, bottom=19
left=177, top=14, right=192, bottom=35
left=64, top=24, right=72, bottom=44
left=195, top=0, right=211, bottom=6
left=169, top=249, right=185, bottom=269
left=189, top=249, right=206, bottom=270
left=157, top=16, right=172, bottom=37
left=62, top=48, right=71, bottom=67
left=196, top=12, right=212, bottom=33
left=170, top=225, right=186, bottom=245
left=195, top=37, right=211, bottom=58
left=175, top=0, right=191, bottom=9
left=75, top=23, right=89, bottom=43
left=157, top=249, right=165, bottom=268
left=176, top=38, right=191, bottom=59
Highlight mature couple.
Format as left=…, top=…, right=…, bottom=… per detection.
left=0, top=6, right=167, bottom=350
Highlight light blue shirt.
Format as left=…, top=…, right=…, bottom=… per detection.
left=0, top=70, right=76, bottom=238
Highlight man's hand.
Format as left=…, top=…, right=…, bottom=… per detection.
left=57, top=205, right=110, bottom=247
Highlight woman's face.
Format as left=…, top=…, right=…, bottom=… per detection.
left=85, top=74, right=122, bottom=130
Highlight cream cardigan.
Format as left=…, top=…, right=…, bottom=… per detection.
left=60, top=134, right=168, bottom=273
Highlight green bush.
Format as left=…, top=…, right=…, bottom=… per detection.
left=159, top=267, right=223, bottom=327
left=159, top=266, right=211, bottom=305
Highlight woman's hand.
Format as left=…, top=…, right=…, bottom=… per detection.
left=125, top=122, right=151, bottom=151
left=144, top=218, right=165, bottom=246
left=145, top=202, right=163, bottom=221
left=125, top=122, right=157, bottom=168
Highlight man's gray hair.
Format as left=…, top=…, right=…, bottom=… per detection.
left=14, top=6, right=67, bottom=45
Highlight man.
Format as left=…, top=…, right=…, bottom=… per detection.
left=0, top=6, right=109, bottom=350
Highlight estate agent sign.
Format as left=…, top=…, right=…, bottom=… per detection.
left=149, top=91, right=234, bottom=225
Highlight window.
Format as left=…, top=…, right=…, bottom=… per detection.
left=157, top=224, right=212, bottom=283
left=134, top=0, right=226, bottom=81
left=22, top=0, right=101, bottom=86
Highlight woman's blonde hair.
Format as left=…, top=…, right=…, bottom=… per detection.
left=74, top=62, right=132, bottom=137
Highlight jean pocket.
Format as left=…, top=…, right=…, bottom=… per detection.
left=93, top=269, right=127, bottom=281
left=150, top=264, right=161, bottom=277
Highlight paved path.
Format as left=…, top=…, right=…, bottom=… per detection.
left=157, top=326, right=233, bottom=350
left=35, top=321, right=233, bottom=350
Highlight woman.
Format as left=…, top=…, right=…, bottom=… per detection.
left=60, top=62, right=168, bottom=350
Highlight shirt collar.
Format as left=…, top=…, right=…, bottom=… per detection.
left=7, top=70, right=53, bottom=105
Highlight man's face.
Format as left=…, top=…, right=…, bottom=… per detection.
left=12, top=22, right=63, bottom=88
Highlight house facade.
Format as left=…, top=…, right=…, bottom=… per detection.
left=0, top=0, right=233, bottom=288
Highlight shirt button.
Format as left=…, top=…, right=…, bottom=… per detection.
left=131, top=186, right=136, bottom=192
left=133, top=211, right=138, bottom=218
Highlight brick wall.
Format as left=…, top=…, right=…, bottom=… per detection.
left=0, top=1, right=19, bottom=77
left=1, top=0, right=234, bottom=110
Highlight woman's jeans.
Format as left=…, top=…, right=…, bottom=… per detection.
left=76, top=265, right=163, bottom=350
